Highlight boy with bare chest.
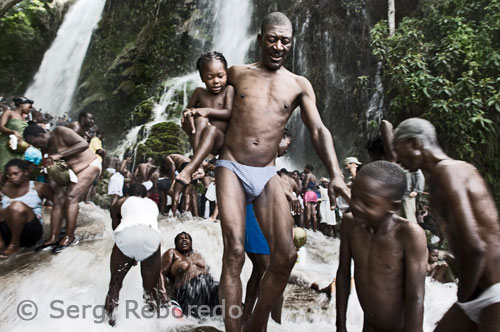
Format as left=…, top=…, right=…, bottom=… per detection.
left=336, top=161, right=427, bottom=332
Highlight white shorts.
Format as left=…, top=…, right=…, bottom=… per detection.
left=114, top=225, right=161, bottom=262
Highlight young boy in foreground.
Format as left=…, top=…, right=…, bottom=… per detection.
left=336, top=160, right=427, bottom=332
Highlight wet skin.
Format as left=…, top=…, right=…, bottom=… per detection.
left=164, top=154, right=197, bottom=215
left=393, top=137, right=500, bottom=332
left=0, top=166, right=54, bottom=257
left=25, top=127, right=100, bottom=246
left=160, top=233, right=210, bottom=290
left=216, top=22, right=349, bottom=332
left=336, top=175, right=427, bottom=332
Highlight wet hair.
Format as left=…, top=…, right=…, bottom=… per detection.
left=196, top=51, right=228, bottom=75
left=356, top=160, right=407, bottom=201
left=174, top=232, right=193, bottom=251
left=13, top=96, right=33, bottom=106
left=394, top=118, right=440, bottom=150
left=427, top=244, right=437, bottom=252
left=305, top=164, right=314, bottom=172
left=127, top=182, right=147, bottom=198
left=23, top=123, right=46, bottom=140
left=260, top=12, right=293, bottom=34
left=279, top=168, right=288, bottom=174
left=4, top=158, right=29, bottom=173
left=78, top=110, right=92, bottom=121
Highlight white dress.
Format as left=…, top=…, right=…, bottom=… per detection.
left=319, top=186, right=336, bottom=225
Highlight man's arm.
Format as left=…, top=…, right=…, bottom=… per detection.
left=110, top=198, right=125, bottom=230
left=438, top=164, right=488, bottom=302
left=380, top=120, right=396, bottom=162
left=299, top=77, right=350, bottom=206
left=164, top=155, right=176, bottom=182
left=336, top=214, right=353, bottom=332
left=160, top=249, right=176, bottom=277
left=51, top=127, right=89, bottom=160
left=35, top=182, right=54, bottom=202
left=402, top=224, right=427, bottom=332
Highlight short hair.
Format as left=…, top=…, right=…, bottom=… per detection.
left=305, top=164, right=314, bottom=172
left=279, top=168, right=288, bottom=174
left=196, top=51, right=228, bottom=74
left=4, top=158, right=29, bottom=173
left=23, top=123, right=46, bottom=140
left=78, top=110, right=92, bottom=121
left=260, top=12, right=293, bottom=34
left=365, top=135, right=385, bottom=159
left=394, top=118, right=440, bottom=150
left=174, top=232, right=193, bottom=250
left=356, top=160, right=407, bottom=201
left=13, top=96, right=33, bottom=106
left=127, top=182, right=147, bottom=198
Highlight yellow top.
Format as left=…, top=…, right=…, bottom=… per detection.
left=89, top=137, right=103, bottom=161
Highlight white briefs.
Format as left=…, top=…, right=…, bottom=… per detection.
left=458, top=282, right=500, bottom=323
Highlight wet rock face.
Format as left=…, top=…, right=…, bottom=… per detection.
left=250, top=0, right=419, bottom=172
left=0, top=0, right=74, bottom=96
left=73, top=0, right=215, bottom=145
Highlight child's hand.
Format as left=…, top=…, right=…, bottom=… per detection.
left=181, top=109, right=196, bottom=134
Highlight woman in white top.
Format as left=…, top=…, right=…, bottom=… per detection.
left=0, top=159, right=54, bottom=257
left=105, top=182, right=163, bottom=326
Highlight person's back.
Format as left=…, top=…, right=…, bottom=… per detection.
left=336, top=161, right=427, bottom=332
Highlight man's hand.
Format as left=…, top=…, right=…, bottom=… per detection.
left=290, top=196, right=302, bottom=215
left=409, top=191, right=418, bottom=198
left=328, top=177, right=351, bottom=210
left=46, top=154, right=62, bottom=167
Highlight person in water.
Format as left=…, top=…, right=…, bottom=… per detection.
left=174, top=51, right=234, bottom=191
left=302, top=164, right=318, bottom=231
left=0, top=159, right=55, bottom=257
left=105, top=182, right=163, bottom=326
left=23, top=124, right=102, bottom=251
left=133, top=157, right=157, bottom=191
left=0, top=96, right=32, bottom=172
left=204, top=12, right=350, bottom=331
left=160, top=232, right=219, bottom=317
left=336, top=160, right=427, bottom=332
left=390, top=118, right=500, bottom=332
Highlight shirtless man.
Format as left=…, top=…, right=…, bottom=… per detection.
left=67, top=110, right=95, bottom=141
left=134, top=157, right=157, bottom=191
left=302, top=164, right=318, bottom=231
left=208, top=12, right=349, bottom=331
left=390, top=118, right=500, bottom=332
left=23, top=124, right=101, bottom=249
left=161, top=232, right=219, bottom=317
left=336, top=161, right=427, bottom=332
left=164, top=153, right=197, bottom=215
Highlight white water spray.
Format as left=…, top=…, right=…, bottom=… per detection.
left=25, top=0, right=105, bottom=117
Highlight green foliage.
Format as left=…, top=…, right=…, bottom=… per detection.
left=135, top=122, right=189, bottom=163
left=0, top=0, right=58, bottom=94
left=131, top=97, right=155, bottom=126
left=371, top=0, right=500, bottom=204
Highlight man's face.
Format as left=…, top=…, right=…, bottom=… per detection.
left=81, top=113, right=95, bottom=128
left=259, top=24, right=293, bottom=71
left=175, top=233, right=192, bottom=252
left=350, top=175, right=395, bottom=227
left=394, top=139, right=421, bottom=172
left=26, top=133, right=49, bottom=150
left=345, top=162, right=358, bottom=170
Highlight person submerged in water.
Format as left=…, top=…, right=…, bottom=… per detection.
left=160, top=232, right=219, bottom=317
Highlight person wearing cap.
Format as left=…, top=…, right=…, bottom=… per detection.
left=343, top=156, right=362, bottom=187
left=0, top=97, right=33, bottom=172
left=23, top=146, right=45, bottom=182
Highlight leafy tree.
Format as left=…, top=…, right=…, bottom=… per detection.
left=371, top=0, right=500, bottom=204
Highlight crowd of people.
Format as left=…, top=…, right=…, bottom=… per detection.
left=0, top=11, right=499, bottom=332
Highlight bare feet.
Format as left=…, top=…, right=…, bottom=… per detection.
left=58, top=235, right=75, bottom=247
left=43, top=235, right=59, bottom=246
left=0, top=243, right=21, bottom=258
left=192, top=167, right=205, bottom=180
left=176, top=167, right=193, bottom=185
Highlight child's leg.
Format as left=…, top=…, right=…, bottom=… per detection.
left=192, top=116, right=210, bottom=152
left=176, top=125, right=225, bottom=185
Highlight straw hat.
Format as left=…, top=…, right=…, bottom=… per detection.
left=344, top=157, right=362, bottom=165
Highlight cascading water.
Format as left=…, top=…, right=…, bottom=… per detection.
left=24, top=0, right=105, bottom=117
left=114, top=0, right=254, bottom=157
left=0, top=205, right=457, bottom=331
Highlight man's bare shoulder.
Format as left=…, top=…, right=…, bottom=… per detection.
left=54, top=126, right=74, bottom=135
left=434, top=159, right=481, bottom=189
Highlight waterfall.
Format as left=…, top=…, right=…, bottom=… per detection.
left=114, top=0, right=254, bottom=157
left=24, top=0, right=106, bottom=117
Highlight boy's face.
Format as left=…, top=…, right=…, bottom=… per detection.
left=428, top=249, right=439, bottom=263
left=350, top=175, right=396, bottom=226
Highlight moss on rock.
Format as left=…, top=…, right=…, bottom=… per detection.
left=135, top=121, right=189, bottom=163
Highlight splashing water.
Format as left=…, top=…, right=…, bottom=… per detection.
left=114, top=0, right=255, bottom=157
left=0, top=205, right=456, bottom=331
left=24, top=0, right=106, bottom=117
